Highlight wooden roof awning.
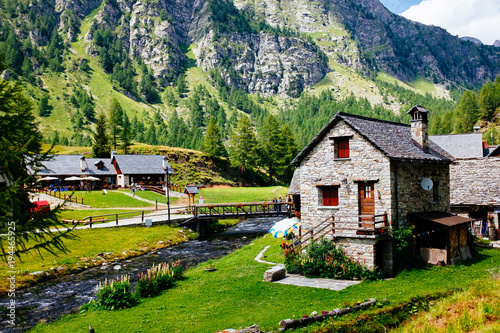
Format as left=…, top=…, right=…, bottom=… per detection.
left=411, top=211, right=474, bottom=227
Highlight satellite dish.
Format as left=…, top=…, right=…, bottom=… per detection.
left=421, top=178, right=433, bottom=190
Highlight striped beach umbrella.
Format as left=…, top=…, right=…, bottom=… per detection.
left=269, top=218, right=301, bottom=238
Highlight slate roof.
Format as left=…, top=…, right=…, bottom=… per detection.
left=111, top=155, right=174, bottom=175
left=291, top=112, right=453, bottom=165
left=429, top=133, right=484, bottom=158
left=37, top=155, right=116, bottom=176
left=184, top=186, right=199, bottom=194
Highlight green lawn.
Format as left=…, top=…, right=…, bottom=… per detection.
left=198, top=186, right=289, bottom=204
left=0, top=226, right=196, bottom=292
left=30, top=236, right=500, bottom=333
left=133, top=190, right=180, bottom=205
left=62, top=190, right=153, bottom=208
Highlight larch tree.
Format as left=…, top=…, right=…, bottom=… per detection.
left=120, top=113, right=132, bottom=154
left=203, top=117, right=227, bottom=158
left=228, top=114, right=257, bottom=175
left=92, top=111, right=111, bottom=158
left=108, top=98, right=123, bottom=150
left=257, top=114, right=282, bottom=184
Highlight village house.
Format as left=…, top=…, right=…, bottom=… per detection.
left=430, top=132, right=500, bottom=238
left=289, top=106, right=474, bottom=273
left=36, top=152, right=173, bottom=189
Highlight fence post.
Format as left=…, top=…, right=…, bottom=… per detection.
left=141, top=211, right=145, bottom=223
left=155, top=199, right=157, bottom=210
left=81, top=198, right=83, bottom=205
left=116, top=214, right=118, bottom=226
left=89, top=216, right=92, bottom=229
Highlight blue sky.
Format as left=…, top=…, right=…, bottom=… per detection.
left=379, top=0, right=422, bottom=14
left=379, top=0, right=500, bottom=45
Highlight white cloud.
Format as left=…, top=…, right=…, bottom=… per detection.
left=401, top=0, right=500, bottom=45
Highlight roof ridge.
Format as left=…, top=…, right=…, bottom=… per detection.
left=337, top=112, right=409, bottom=127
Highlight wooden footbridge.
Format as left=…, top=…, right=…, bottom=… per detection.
left=180, top=202, right=292, bottom=227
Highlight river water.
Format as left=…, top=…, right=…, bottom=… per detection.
left=0, top=217, right=282, bottom=332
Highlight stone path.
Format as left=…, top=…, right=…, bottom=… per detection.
left=273, top=274, right=361, bottom=290
left=255, top=246, right=361, bottom=291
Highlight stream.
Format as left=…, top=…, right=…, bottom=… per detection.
left=0, top=216, right=282, bottom=332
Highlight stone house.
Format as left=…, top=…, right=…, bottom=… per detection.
left=289, top=106, right=473, bottom=272
left=430, top=132, right=500, bottom=236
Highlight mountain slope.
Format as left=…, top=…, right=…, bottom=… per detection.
left=236, top=0, right=500, bottom=86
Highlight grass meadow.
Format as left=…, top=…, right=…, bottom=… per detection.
left=29, top=237, right=500, bottom=333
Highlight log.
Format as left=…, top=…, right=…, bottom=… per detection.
left=279, top=298, right=376, bottom=329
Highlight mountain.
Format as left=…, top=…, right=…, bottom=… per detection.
left=0, top=0, right=499, bottom=150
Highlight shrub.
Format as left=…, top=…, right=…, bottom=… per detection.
left=392, top=225, right=415, bottom=270
left=93, top=275, right=137, bottom=310
left=284, top=238, right=379, bottom=280
left=136, top=261, right=183, bottom=298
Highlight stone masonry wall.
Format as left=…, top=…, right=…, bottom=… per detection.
left=335, top=237, right=378, bottom=269
left=450, top=157, right=500, bottom=206
left=391, top=160, right=450, bottom=227
left=299, top=120, right=393, bottom=232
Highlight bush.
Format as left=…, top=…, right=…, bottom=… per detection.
left=136, top=261, right=183, bottom=298
left=284, top=238, right=379, bottom=280
left=93, top=275, right=137, bottom=310
left=392, top=225, right=415, bottom=270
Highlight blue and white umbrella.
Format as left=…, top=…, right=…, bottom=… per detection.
left=269, top=218, right=301, bottom=238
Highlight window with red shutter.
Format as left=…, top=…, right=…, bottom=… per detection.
left=322, top=186, right=339, bottom=206
left=336, top=138, right=350, bottom=158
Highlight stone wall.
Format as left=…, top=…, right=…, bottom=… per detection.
left=391, top=160, right=450, bottom=227
left=450, top=157, right=500, bottom=206
left=299, top=120, right=393, bottom=231
left=335, top=237, right=378, bottom=269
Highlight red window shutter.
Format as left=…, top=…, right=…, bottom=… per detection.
left=337, top=139, right=350, bottom=158
left=323, top=187, right=338, bottom=206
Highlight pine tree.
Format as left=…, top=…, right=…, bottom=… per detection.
left=176, top=74, right=187, bottom=97
left=108, top=98, right=123, bottom=150
left=0, top=75, right=73, bottom=256
left=228, top=114, right=257, bottom=175
left=92, top=112, right=111, bottom=158
left=258, top=114, right=282, bottom=183
left=120, top=113, right=132, bottom=154
left=454, top=90, right=479, bottom=133
left=276, top=124, right=298, bottom=183
left=145, top=122, right=158, bottom=145
left=203, top=117, right=227, bottom=157
left=38, top=95, right=51, bottom=117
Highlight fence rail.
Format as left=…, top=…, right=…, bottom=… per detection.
left=78, top=206, right=191, bottom=228
left=193, top=202, right=291, bottom=218
left=33, top=188, right=84, bottom=205
left=289, top=213, right=388, bottom=252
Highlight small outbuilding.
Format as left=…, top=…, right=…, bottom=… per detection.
left=184, top=186, right=200, bottom=205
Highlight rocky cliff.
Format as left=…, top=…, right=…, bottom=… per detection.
left=76, top=0, right=329, bottom=96
left=236, top=0, right=500, bottom=86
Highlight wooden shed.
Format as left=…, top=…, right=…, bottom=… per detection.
left=409, top=211, right=475, bottom=265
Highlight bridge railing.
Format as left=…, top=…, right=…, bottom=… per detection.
left=193, top=202, right=291, bottom=217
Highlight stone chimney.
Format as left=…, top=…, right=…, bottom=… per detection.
left=407, top=105, right=430, bottom=153
left=79, top=156, right=86, bottom=171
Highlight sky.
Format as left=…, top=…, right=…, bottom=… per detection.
left=379, top=0, right=500, bottom=45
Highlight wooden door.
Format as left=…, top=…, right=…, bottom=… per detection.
left=358, top=183, right=375, bottom=233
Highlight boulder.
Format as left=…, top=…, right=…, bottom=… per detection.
left=263, top=265, right=286, bottom=282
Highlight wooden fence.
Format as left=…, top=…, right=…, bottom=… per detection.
left=33, top=188, right=84, bottom=205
